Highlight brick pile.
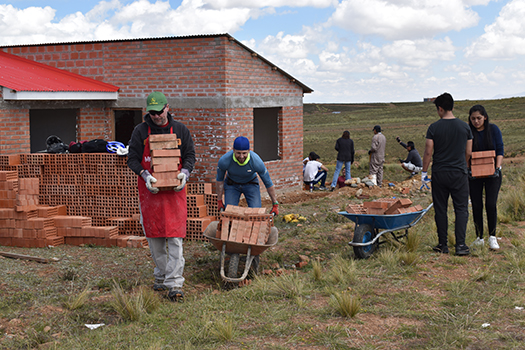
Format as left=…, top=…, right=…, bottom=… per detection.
left=0, top=154, right=216, bottom=244
left=186, top=183, right=217, bottom=241
left=216, top=205, right=273, bottom=245
left=346, top=198, right=423, bottom=215
left=0, top=170, right=147, bottom=248
left=471, top=150, right=495, bottom=177
left=150, top=134, right=182, bottom=189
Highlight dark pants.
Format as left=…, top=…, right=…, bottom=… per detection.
left=469, top=175, right=502, bottom=239
left=304, top=170, right=327, bottom=188
left=431, top=171, right=469, bottom=247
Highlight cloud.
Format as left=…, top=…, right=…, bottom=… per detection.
left=465, top=0, right=525, bottom=59
left=381, top=37, right=456, bottom=68
left=202, top=0, right=338, bottom=9
left=0, top=0, right=262, bottom=45
left=0, top=5, right=56, bottom=40
left=329, top=0, right=480, bottom=40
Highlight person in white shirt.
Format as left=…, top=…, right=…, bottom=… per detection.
left=303, top=152, right=329, bottom=191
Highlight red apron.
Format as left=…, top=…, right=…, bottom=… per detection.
left=138, top=127, right=187, bottom=238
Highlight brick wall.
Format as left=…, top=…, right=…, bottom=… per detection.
left=1, top=35, right=306, bottom=190
left=0, top=108, right=30, bottom=154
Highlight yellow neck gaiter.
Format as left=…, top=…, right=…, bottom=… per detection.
left=233, top=152, right=250, bottom=166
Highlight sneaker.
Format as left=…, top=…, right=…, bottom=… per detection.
left=432, top=244, right=449, bottom=254
left=168, top=288, right=184, bottom=302
left=455, top=244, right=470, bottom=256
left=330, top=186, right=336, bottom=192
left=319, top=186, right=327, bottom=191
left=153, top=283, right=168, bottom=291
left=488, top=236, right=500, bottom=250
left=153, top=280, right=168, bottom=291
left=472, top=237, right=484, bottom=247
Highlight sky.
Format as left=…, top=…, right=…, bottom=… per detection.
left=1, top=0, right=525, bottom=103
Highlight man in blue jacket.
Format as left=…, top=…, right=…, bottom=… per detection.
left=216, top=136, right=279, bottom=216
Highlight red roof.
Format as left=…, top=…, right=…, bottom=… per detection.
left=0, top=51, right=119, bottom=92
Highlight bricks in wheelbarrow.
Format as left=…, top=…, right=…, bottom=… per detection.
left=384, top=198, right=413, bottom=215
left=346, top=204, right=367, bottom=214
left=363, top=200, right=390, bottom=215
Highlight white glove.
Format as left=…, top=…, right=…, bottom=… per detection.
left=116, top=145, right=129, bottom=156
left=174, top=169, right=189, bottom=192
left=421, top=171, right=431, bottom=185
left=141, top=170, right=159, bottom=194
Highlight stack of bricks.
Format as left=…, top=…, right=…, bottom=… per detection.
left=185, top=182, right=217, bottom=241
left=0, top=154, right=216, bottom=242
left=346, top=198, right=423, bottom=215
left=0, top=170, right=147, bottom=248
left=0, top=153, right=141, bottom=230
left=216, top=205, right=273, bottom=245
left=471, top=150, right=496, bottom=177
left=149, top=134, right=182, bottom=190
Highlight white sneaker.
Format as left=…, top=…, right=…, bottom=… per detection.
left=472, top=237, right=484, bottom=247
left=488, top=236, right=500, bottom=250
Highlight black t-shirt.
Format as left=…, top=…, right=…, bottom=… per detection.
left=426, top=118, right=473, bottom=173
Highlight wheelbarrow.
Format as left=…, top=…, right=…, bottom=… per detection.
left=338, top=203, right=433, bottom=259
left=203, top=221, right=278, bottom=283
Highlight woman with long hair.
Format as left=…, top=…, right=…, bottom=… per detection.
left=468, top=105, right=504, bottom=250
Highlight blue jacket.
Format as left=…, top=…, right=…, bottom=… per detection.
left=216, top=150, right=273, bottom=188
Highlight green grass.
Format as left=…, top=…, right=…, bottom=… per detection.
left=304, top=98, right=525, bottom=175
left=1, top=98, right=525, bottom=349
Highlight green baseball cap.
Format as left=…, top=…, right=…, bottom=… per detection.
left=146, top=92, right=168, bottom=112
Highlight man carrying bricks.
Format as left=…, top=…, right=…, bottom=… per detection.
left=216, top=136, right=279, bottom=216
left=422, top=92, right=472, bottom=256
left=128, top=91, right=196, bottom=302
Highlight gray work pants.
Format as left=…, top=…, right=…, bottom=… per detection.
left=147, top=237, right=185, bottom=289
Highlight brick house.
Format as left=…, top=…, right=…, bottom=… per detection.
left=0, top=34, right=312, bottom=190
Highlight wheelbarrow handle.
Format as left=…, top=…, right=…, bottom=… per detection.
left=219, top=243, right=255, bottom=283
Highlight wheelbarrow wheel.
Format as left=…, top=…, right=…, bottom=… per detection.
left=227, top=253, right=240, bottom=278
left=353, top=224, right=377, bottom=259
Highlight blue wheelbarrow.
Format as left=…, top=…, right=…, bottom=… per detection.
left=338, top=203, right=433, bottom=259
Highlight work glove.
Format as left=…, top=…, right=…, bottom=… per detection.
left=270, top=203, right=279, bottom=216
left=368, top=149, right=372, bottom=155
left=141, top=170, right=159, bottom=194
left=174, top=169, right=189, bottom=192
left=493, top=167, right=502, bottom=178
left=396, top=136, right=401, bottom=143
left=217, top=200, right=225, bottom=212
left=421, top=172, right=431, bottom=185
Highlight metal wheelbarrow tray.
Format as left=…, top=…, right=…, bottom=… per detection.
left=203, top=222, right=278, bottom=283
left=338, top=203, right=433, bottom=259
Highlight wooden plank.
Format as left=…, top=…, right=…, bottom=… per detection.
left=0, top=251, right=60, bottom=263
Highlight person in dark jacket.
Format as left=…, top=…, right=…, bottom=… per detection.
left=329, top=130, right=355, bottom=191
left=127, top=91, right=195, bottom=302
left=468, top=104, right=504, bottom=250
left=396, top=137, right=423, bottom=178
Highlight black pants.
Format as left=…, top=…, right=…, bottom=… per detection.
left=431, top=171, right=469, bottom=247
left=469, top=175, right=502, bottom=239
